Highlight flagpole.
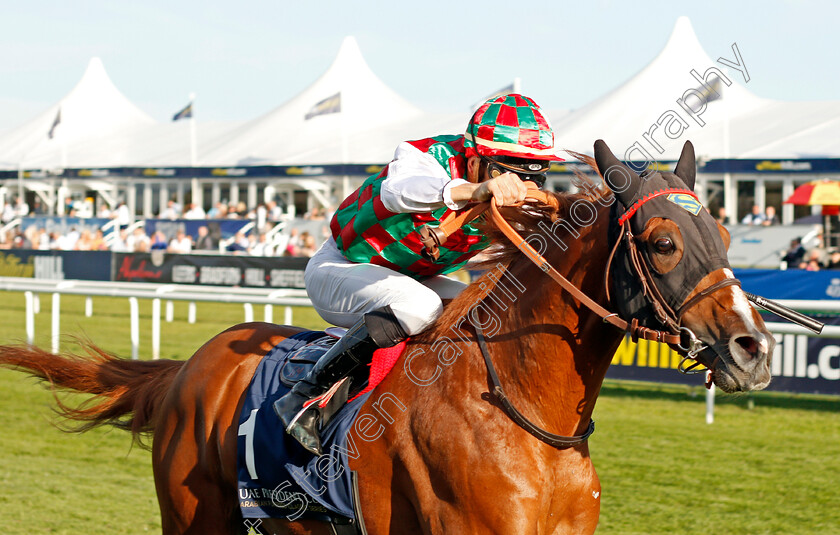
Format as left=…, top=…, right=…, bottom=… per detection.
left=17, top=161, right=24, bottom=205
left=188, top=93, right=201, bottom=209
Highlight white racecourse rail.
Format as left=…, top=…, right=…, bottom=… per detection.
left=0, top=277, right=312, bottom=360
left=0, top=276, right=837, bottom=423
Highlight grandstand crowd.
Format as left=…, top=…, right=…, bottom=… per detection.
left=4, top=195, right=840, bottom=270
left=0, top=196, right=330, bottom=258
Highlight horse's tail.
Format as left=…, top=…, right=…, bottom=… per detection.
left=0, top=341, right=184, bottom=443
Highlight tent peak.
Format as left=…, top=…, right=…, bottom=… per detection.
left=660, top=16, right=703, bottom=60
left=328, top=36, right=368, bottom=74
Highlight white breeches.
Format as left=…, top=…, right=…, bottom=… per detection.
left=304, top=238, right=467, bottom=335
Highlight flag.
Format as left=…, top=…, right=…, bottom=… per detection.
left=695, top=77, right=724, bottom=104
left=172, top=102, right=193, bottom=121
left=47, top=108, right=61, bottom=139
left=304, top=92, right=341, bottom=120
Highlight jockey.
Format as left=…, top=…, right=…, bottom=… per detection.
left=274, top=93, right=562, bottom=455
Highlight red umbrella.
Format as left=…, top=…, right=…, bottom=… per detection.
left=784, top=180, right=840, bottom=246
left=784, top=180, right=840, bottom=214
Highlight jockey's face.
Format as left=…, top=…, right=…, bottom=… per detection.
left=467, top=155, right=485, bottom=184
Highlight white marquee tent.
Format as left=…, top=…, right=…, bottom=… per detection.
left=0, top=58, right=156, bottom=170
left=553, top=16, right=840, bottom=162
left=201, top=36, right=459, bottom=166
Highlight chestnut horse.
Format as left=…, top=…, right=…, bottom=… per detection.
left=0, top=140, right=773, bottom=534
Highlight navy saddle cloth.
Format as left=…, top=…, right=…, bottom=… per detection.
left=236, top=331, right=372, bottom=522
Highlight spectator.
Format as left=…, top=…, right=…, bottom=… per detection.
left=32, top=199, right=45, bottom=215
left=57, top=226, right=80, bottom=250
left=298, top=231, right=317, bottom=257
left=111, top=229, right=130, bottom=252
left=225, top=231, right=250, bottom=254
left=168, top=230, right=192, bottom=254
left=2, top=202, right=15, bottom=222
left=207, top=202, right=227, bottom=219
left=97, top=203, right=112, bottom=219
left=306, top=206, right=326, bottom=220
left=250, top=233, right=274, bottom=256
left=762, top=206, right=779, bottom=226
left=741, top=205, right=765, bottom=225
left=90, top=229, right=108, bottom=251
left=194, top=225, right=217, bottom=251
left=267, top=200, right=283, bottom=221
left=150, top=230, right=169, bottom=250
left=781, top=238, right=806, bottom=268
left=115, top=202, right=132, bottom=227
left=183, top=203, right=206, bottom=219
left=74, top=229, right=94, bottom=251
left=805, top=252, right=821, bottom=271
left=827, top=250, right=840, bottom=269
left=14, top=197, right=29, bottom=217
left=126, top=227, right=150, bottom=252
left=160, top=200, right=180, bottom=220
left=715, top=206, right=729, bottom=225
left=35, top=228, right=50, bottom=250
left=255, top=203, right=267, bottom=230
left=282, top=227, right=301, bottom=256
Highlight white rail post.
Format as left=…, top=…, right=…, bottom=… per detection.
left=284, top=306, right=293, bottom=325
left=188, top=302, right=196, bottom=324
left=85, top=296, right=93, bottom=317
left=705, top=371, right=715, bottom=424
left=24, top=291, right=34, bottom=345
left=33, top=293, right=40, bottom=314
left=152, top=298, right=161, bottom=360
left=51, top=292, right=60, bottom=354
left=129, top=297, right=139, bottom=360
left=263, top=304, right=273, bottom=323
left=165, top=300, right=174, bottom=322
left=243, top=303, right=254, bottom=323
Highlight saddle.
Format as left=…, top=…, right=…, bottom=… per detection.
left=236, top=330, right=405, bottom=533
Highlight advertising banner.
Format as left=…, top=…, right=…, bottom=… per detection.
left=734, top=268, right=840, bottom=301
left=606, top=314, right=840, bottom=395
left=0, top=249, right=111, bottom=281
left=113, top=252, right=308, bottom=289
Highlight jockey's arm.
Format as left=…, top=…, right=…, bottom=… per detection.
left=380, top=142, right=529, bottom=214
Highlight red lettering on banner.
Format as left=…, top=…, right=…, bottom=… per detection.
left=118, top=257, right=163, bottom=280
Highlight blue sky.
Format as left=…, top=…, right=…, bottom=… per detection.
left=0, top=0, right=836, bottom=132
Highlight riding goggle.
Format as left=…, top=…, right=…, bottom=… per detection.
left=480, top=154, right=549, bottom=189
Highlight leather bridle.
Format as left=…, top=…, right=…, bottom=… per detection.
left=419, top=187, right=740, bottom=448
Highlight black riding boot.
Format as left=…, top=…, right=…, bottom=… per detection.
left=273, top=306, right=406, bottom=456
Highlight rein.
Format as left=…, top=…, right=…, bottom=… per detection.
left=473, top=322, right=595, bottom=448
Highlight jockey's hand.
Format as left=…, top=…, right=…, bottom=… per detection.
left=474, top=172, right=530, bottom=206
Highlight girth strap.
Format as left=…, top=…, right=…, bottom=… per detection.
left=473, top=323, right=595, bottom=449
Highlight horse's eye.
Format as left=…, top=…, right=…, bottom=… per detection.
left=653, top=237, right=674, bottom=254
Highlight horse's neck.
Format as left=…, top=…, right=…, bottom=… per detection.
left=412, top=202, right=622, bottom=438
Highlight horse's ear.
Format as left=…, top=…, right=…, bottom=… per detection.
left=674, top=140, right=696, bottom=190
left=594, top=139, right=641, bottom=208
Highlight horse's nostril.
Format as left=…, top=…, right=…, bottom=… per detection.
left=735, top=336, right=759, bottom=358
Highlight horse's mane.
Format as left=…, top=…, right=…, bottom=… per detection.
left=420, top=152, right=609, bottom=342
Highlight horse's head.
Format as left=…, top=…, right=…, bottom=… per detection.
left=593, top=139, right=773, bottom=393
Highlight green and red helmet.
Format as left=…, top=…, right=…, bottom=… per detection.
left=464, top=93, right=563, bottom=162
